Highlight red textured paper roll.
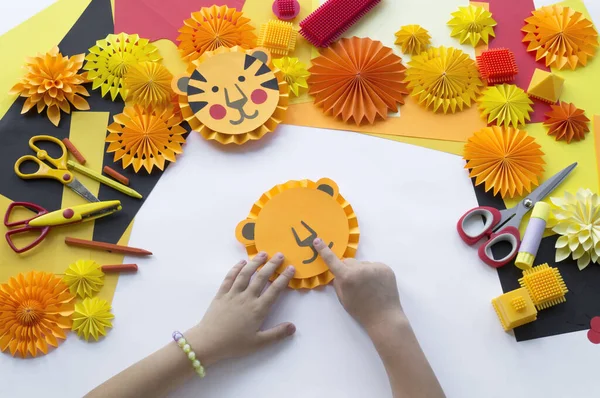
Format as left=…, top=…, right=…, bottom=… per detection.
left=62, top=138, right=86, bottom=165
left=103, top=166, right=129, bottom=186
left=101, top=264, right=138, bottom=273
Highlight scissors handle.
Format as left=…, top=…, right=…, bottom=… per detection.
left=478, top=226, right=520, bottom=268
left=457, top=206, right=502, bottom=245
left=4, top=201, right=48, bottom=227
left=14, top=155, right=74, bottom=183
left=4, top=202, right=51, bottom=254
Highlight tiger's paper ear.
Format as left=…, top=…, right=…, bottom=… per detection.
left=249, top=47, right=271, bottom=65
left=236, top=219, right=256, bottom=245
left=172, top=74, right=189, bottom=95
left=316, top=178, right=339, bottom=198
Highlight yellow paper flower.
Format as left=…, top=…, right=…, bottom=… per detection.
left=447, top=4, right=497, bottom=47
left=550, top=189, right=600, bottom=270
left=478, top=84, right=533, bottom=128
left=273, top=57, right=309, bottom=97
left=0, top=271, right=74, bottom=358
left=83, top=33, right=161, bottom=101
left=404, top=46, right=483, bottom=114
left=63, top=259, right=104, bottom=299
left=124, top=62, right=174, bottom=109
left=9, top=46, right=89, bottom=126
left=72, top=297, right=114, bottom=341
left=106, top=105, right=187, bottom=173
left=394, top=25, right=431, bottom=55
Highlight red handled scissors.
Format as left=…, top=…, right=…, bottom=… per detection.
left=457, top=163, right=577, bottom=268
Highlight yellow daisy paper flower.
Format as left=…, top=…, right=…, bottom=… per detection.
left=72, top=297, right=114, bottom=341
left=478, top=84, right=533, bottom=128
left=124, top=62, right=174, bottom=109
left=394, top=25, right=431, bottom=55
left=63, top=259, right=104, bottom=299
left=83, top=33, right=161, bottom=101
left=273, top=57, right=309, bottom=97
left=447, top=4, right=497, bottom=47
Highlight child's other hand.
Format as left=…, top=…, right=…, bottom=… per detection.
left=186, top=253, right=296, bottom=366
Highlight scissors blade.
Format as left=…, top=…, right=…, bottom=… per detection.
left=526, top=162, right=577, bottom=204
left=66, top=179, right=100, bottom=203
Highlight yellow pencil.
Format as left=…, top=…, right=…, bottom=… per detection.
left=67, top=160, right=142, bottom=199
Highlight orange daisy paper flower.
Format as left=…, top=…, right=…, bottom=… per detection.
left=308, top=37, right=408, bottom=126
left=544, top=102, right=590, bottom=143
left=106, top=105, right=187, bottom=173
left=0, top=271, right=74, bottom=358
left=9, top=46, right=89, bottom=126
left=177, top=5, right=257, bottom=65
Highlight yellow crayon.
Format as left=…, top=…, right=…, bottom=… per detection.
left=67, top=160, right=142, bottom=199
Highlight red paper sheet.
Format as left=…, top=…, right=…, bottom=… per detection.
left=114, top=0, right=247, bottom=43
left=486, top=0, right=552, bottom=122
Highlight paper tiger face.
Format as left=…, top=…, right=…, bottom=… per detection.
left=173, top=48, right=281, bottom=135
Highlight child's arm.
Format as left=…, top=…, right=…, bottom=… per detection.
left=86, top=252, right=296, bottom=398
left=313, top=239, right=445, bottom=398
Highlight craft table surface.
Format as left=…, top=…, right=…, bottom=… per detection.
left=0, top=1, right=599, bottom=398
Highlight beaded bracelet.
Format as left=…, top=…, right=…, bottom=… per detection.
left=172, top=331, right=206, bottom=378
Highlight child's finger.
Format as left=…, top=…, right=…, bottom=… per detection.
left=217, top=260, right=246, bottom=295
left=247, top=253, right=284, bottom=296
left=314, top=238, right=346, bottom=277
left=231, top=252, right=267, bottom=292
left=260, top=265, right=295, bottom=306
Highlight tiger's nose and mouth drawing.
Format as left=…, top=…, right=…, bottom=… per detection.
left=225, top=84, right=259, bottom=125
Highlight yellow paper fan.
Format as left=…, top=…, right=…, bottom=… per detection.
left=478, top=84, right=533, bottom=128
left=83, top=33, right=161, bottom=101
left=394, top=25, right=431, bottom=55
left=404, top=46, right=483, bottom=114
left=273, top=57, right=309, bottom=97
left=106, top=105, right=187, bottom=173
left=124, top=62, right=174, bottom=109
left=63, top=259, right=104, bottom=299
left=523, top=5, right=598, bottom=70
left=72, top=297, right=114, bottom=341
left=463, top=126, right=545, bottom=198
left=448, top=4, right=497, bottom=47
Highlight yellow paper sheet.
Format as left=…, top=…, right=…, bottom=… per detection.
left=368, top=134, right=465, bottom=156
left=0, top=0, right=91, bottom=119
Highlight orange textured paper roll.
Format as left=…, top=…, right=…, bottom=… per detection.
left=103, top=166, right=129, bottom=186
left=101, top=264, right=138, bottom=273
left=62, top=138, right=86, bottom=164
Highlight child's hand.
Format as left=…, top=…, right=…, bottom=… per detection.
left=313, top=238, right=404, bottom=332
left=186, top=253, right=296, bottom=366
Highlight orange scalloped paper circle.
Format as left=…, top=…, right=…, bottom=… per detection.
left=177, top=46, right=289, bottom=145
left=235, top=178, right=360, bottom=290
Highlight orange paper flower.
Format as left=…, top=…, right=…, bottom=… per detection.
left=463, top=126, right=545, bottom=198
left=308, top=37, right=408, bottom=125
left=124, top=62, right=174, bottom=110
left=544, top=102, right=590, bottom=143
left=106, top=105, right=187, bottom=173
left=9, top=46, right=89, bottom=126
left=522, top=5, right=599, bottom=70
left=177, top=5, right=257, bottom=65
left=0, top=271, right=74, bottom=358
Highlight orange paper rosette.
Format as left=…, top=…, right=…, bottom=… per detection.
left=544, top=102, right=590, bottom=143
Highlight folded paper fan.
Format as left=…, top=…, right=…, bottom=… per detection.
left=523, top=5, right=598, bottom=70
left=0, top=271, right=74, bottom=358
left=394, top=25, right=431, bottom=55
left=124, top=62, right=174, bottom=110
left=544, top=102, right=590, bottom=143
left=177, top=5, right=257, bottom=65
left=308, top=37, right=408, bottom=125
left=106, top=105, right=187, bottom=173
left=174, top=46, right=289, bottom=145
left=63, top=259, right=104, bottom=299
left=463, top=126, right=545, bottom=198
left=550, top=189, right=600, bottom=270
left=447, top=4, right=497, bottom=47
left=9, top=46, right=89, bottom=126
left=236, top=178, right=359, bottom=289
left=83, top=33, right=161, bottom=101
left=72, top=297, right=114, bottom=341
left=404, top=46, right=483, bottom=114
left=272, top=57, right=309, bottom=97
left=478, top=84, right=533, bottom=128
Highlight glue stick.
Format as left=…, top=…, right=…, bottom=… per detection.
left=515, top=202, right=551, bottom=270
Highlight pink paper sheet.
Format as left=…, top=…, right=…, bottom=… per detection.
left=487, top=0, right=552, bottom=122
left=114, top=0, right=247, bottom=43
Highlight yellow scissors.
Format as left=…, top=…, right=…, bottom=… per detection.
left=14, top=135, right=100, bottom=202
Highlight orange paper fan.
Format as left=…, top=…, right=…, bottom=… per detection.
left=463, top=126, right=545, bottom=198
left=308, top=36, right=408, bottom=126
left=177, top=5, right=257, bottom=65
left=523, top=5, right=599, bottom=70
left=0, top=271, right=74, bottom=358
left=236, top=178, right=359, bottom=290
left=544, top=102, right=590, bottom=143
left=124, top=62, right=174, bottom=110
left=106, top=105, right=187, bottom=173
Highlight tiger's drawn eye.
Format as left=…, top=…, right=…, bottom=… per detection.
left=212, top=86, right=219, bottom=93
left=238, top=76, right=246, bottom=82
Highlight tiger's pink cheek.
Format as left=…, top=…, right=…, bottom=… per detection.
left=209, top=104, right=226, bottom=120
left=251, top=89, right=267, bottom=105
